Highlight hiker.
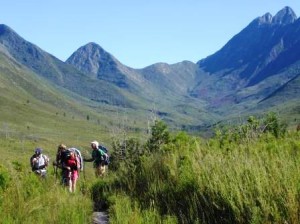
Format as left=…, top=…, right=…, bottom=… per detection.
left=64, top=150, right=80, bottom=192
left=30, top=148, right=49, bottom=178
left=84, top=140, right=109, bottom=177
left=54, top=144, right=68, bottom=184
left=54, top=144, right=82, bottom=192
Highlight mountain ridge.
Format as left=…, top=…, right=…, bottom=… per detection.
left=0, top=6, right=299, bottom=133
left=191, top=6, right=300, bottom=116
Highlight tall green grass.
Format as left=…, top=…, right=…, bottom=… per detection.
left=1, top=116, right=300, bottom=223
left=93, top=120, right=300, bottom=223
left=0, top=161, right=93, bottom=224
left=0, top=136, right=100, bottom=224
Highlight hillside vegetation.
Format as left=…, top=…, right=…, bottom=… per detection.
left=0, top=49, right=152, bottom=146
left=95, top=116, right=300, bottom=223
left=1, top=114, right=300, bottom=223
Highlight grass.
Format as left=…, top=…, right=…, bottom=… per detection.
left=92, top=121, right=300, bottom=223
left=1, top=39, right=300, bottom=223
left=1, top=113, right=300, bottom=223
left=0, top=159, right=94, bottom=224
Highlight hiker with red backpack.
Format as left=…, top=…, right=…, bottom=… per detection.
left=54, top=144, right=83, bottom=192
left=64, top=150, right=80, bottom=192
left=30, top=148, right=49, bottom=178
left=84, top=140, right=109, bottom=177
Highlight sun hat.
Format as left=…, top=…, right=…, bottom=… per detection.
left=91, top=140, right=99, bottom=148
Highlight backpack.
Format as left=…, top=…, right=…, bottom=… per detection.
left=99, top=145, right=108, bottom=153
left=68, top=148, right=83, bottom=171
left=61, top=149, right=72, bottom=162
left=98, top=145, right=110, bottom=165
left=58, top=148, right=83, bottom=171
left=30, top=154, right=49, bottom=171
left=56, top=148, right=72, bottom=169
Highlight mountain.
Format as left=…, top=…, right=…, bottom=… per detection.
left=0, top=6, right=300, bottom=135
left=0, top=24, right=145, bottom=108
left=193, top=6, right=300, bottom=117
left=0, top=24, right=216, bottom=132
left=66, top=42, right=144, bottom=90
left=66, top=42, right=213, bottom=128
left=66, top=43, right=201, bottom=97
left=0, top=46, right=110, bottom=143
left=198, top=6, right=298, bottom=84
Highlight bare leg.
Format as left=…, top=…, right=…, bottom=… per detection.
left=72, top=179, right=77, bottom=192
left=69, top=179, right=72, bottom=192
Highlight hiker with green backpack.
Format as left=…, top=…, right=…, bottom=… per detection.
left=84, top=140, right=109, bottom=177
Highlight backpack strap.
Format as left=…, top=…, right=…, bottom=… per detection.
left=98, top=147, right=109, bottom=165
left=69, top=148, right=83, bottom=171
left=42, top=155, right=49, bottom=166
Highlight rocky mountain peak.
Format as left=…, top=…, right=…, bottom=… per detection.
left=80, top=42, right=105, bottom=55
left=272, top=6, right=297, bottom=25
left=66, top=42, right=116, bottom=76
left=252, top=6, right=297, bottom=27
left=66, top=42, right=134, bottom=88
left=256, top=13, right=273, bottom=25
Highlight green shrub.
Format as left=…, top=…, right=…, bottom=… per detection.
left=0, top=166, right=10, bottom=191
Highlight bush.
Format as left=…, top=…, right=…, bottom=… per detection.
left=0, top=166, right=10, bottom=191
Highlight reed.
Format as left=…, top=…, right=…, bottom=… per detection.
left=105, top=126, right=300, bottom=223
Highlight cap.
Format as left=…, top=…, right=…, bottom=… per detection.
left=35, top=148, right=42, bottom=154
left=91, top=140, right=99, bottom=148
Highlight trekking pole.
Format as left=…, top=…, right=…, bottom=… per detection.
left=83, top=160, right=86, bottom=181
left=53, top=162, right=57, bottom=180
left=82, top=149, right=88, bottom=181
left=55, top=165, right=57, bottom=180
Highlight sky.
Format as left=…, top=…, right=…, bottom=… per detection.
left=1, top=1, right=300, bottom=68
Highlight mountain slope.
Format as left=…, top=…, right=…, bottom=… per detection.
left=0, top=48, right=108, bottom=142
left=192, top=6, right=300, bottom=119
left=66, top=43, right=202, bottom=98
left=198, top=6, right=298, bottom=85
left=0, top=25, right=144, bottom=108
left=66, top=42, right=215, bottom=127
left=138, top=60, right=201, bottom=95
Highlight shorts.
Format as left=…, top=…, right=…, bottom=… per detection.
left=70, top=170, right=78, bottom=181
left=95, top=164, right=106, bottom=177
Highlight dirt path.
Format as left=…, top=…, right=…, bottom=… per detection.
left=92, top=211, right=109, bottom=224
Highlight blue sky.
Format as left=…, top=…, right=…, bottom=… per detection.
left=1, top=1, right=300, bottom=68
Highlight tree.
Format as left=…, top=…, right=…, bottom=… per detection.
left=146, top=120, right=170, bottom=153
left=263, top=112, right=287, bottom=138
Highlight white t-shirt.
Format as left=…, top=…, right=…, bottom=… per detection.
left=32, top=154, right=49, bottom=169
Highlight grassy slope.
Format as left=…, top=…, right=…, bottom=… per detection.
left=0, top=51, right=122, bottom=157
left=0, top=48, right=205, bottom=163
